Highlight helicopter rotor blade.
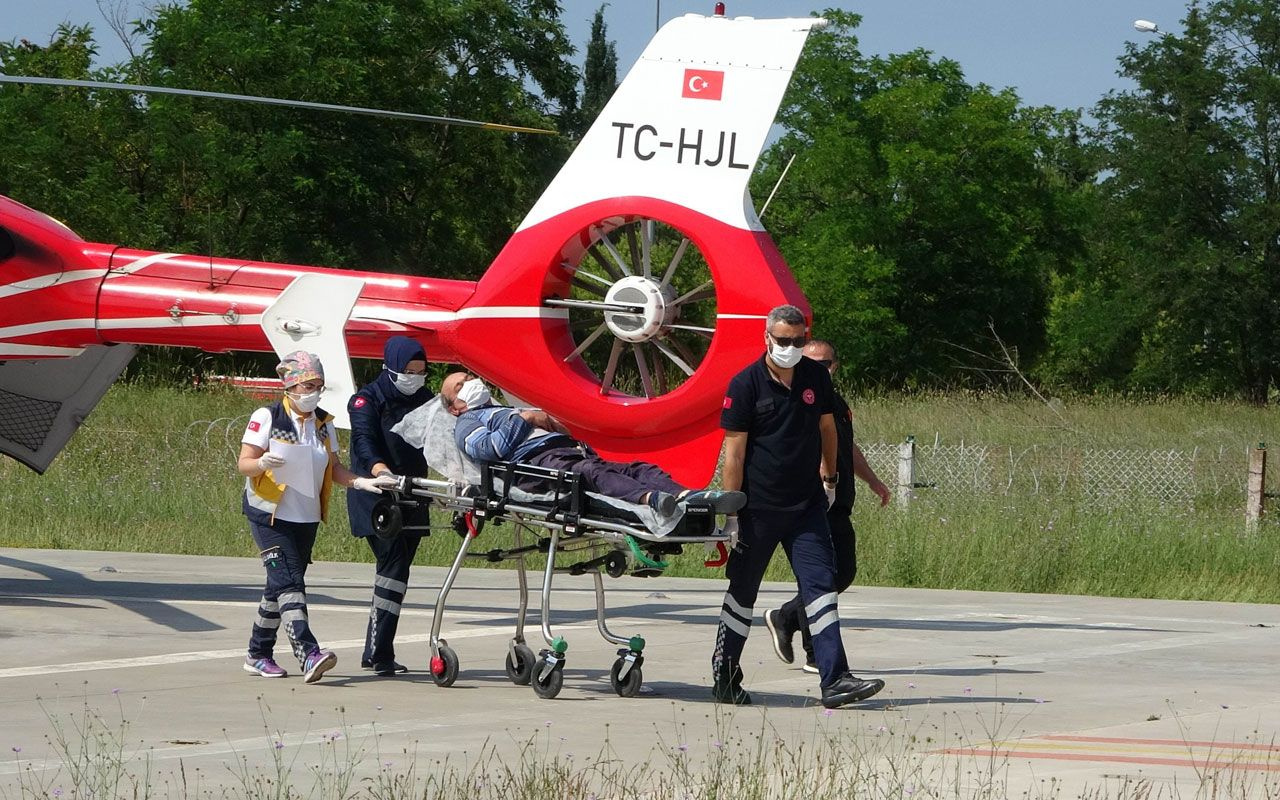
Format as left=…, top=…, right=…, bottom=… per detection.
left=0, top=75, right=558, bottom=135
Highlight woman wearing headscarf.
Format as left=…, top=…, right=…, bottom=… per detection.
left=346, top=336, right=435, bottom=676
left=238, top=350, right=392, bottom=683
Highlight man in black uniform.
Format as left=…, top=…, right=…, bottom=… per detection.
left=711, top=305, right=885, bottom=709
left=765, top=339, right=890, bottom=673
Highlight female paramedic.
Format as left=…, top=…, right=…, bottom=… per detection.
left=237, top=350, right=392, bottom=683
left=345, top=336, right=435, bottom=676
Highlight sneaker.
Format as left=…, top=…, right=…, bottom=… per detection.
left=302, top=650, right=338, bottom=684
left=370, top=661, right=408, bottom=677
left=763, top=608, right=795, bottom=664
left=647, top=491, right=679, bottom=518
left=711, top=663, right=752, bottom=705
left=820, top=672, right=885, bottom=709
left=681, top=490, right=747, bottom=514
left=801, top=661, right=819, bottom=674
left=243, top=655, right=287, bottom=678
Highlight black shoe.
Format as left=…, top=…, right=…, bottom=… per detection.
left=364, top=660, right=408, bottom=676
left=820, top=672, right=885, bottom=709
left=763, top=609, right=795, bottom=664
left=711, top=663, right=753, bottom=705
left=647, top=491, right=679, bottom=518
left=682, top=490, right=747, bottom=514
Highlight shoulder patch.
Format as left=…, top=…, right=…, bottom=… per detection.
left=353, top=396, right=367, bottom=409
left=802, top=389, right=816, bottom=405
left=247, top=420, right=261, bottom=432
left=722, top=396, right=733, bottom=409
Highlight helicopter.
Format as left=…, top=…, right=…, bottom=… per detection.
left=0, top=6, right=824, bottom=485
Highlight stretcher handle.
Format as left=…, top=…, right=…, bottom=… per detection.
left=704, top=541, right=728, bottom=568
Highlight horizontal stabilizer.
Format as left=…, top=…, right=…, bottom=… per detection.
left=0, top=344, right=136, bottom=473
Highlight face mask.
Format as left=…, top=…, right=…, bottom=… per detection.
left=288, top=390, right=322, bottom=413
left=456, top=378, right=491, bottom=410
left=390, top=370, right=426, bottom=396
left=768, top=342, right=804, bottom=369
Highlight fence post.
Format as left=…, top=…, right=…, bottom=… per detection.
left=897, top=435, right=915, bottom=509
left=1245, top=442, right=1267, bottom=534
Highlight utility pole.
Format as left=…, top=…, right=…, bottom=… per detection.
left=656, top=1, right=661, bottom=32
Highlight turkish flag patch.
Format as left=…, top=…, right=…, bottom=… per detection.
left=722, top=396, right=733, bottom=409
left=247, top=421, right=261, bottom=432
left=802, top=389, right=816, bottom=405
left=353, top=397, right=367, bottom=409
left=682, top=69, right=724, bottom=101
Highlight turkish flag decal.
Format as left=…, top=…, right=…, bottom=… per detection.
left=247, top=421, right=261, bottom=432
left=682, top=69, right=724, bottom=101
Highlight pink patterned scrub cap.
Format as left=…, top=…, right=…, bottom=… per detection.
left=275, top=350, right=325, bottom=388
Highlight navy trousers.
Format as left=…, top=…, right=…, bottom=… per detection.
left=247, top=518, right=320, bottom=665
left=712, top=500, right=849, bottom=687
left=531, top=446, right=685, bottom=504
left=362, top=532, right=424, bottom=666
left=779, top=504, right=857, bottom=664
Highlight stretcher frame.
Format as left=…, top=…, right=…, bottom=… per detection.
left=372, top=460, right=731, bottom=698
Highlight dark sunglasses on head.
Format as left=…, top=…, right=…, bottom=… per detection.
left=769, top=333, right=809, bottom=348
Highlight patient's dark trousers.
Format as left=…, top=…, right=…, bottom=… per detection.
left=712, top=500, right=849, bottom=687
left=247, top=518, right=320, bottom=665
left=531, top=446, right=686, bottom=504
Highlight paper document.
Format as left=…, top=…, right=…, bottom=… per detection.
left=268, top=441, right=317, bottom=497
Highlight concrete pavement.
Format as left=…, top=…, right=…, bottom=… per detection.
left=1, top=547, right=1277, bottom=797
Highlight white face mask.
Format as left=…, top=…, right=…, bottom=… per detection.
left=456, top=378, right=491, bottom=410
left=390, top=370, right=426, bottom=396
left=288, top=390, right=322, bottom=413
left=768, top=342, right=804, bottom=369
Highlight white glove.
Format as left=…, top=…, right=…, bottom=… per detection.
left=351, top=475, right=399, bottom=494
left=257, top=452, right=286, bottom=472
left=722, top=516, right=740, bottom=551
left=825, top=484, right=836, bottom=509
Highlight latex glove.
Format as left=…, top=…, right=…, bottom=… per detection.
left=351, top=475, right=399, bottom=494
left=721, top=516, right=740, bottom=551
left=824, top=484, right=836, bottom=509
left=257, top=452, right=286, bottom=472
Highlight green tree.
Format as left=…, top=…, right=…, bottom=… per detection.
left=758, top=10, right=1085, bottom=388
left=131, top=0, right=579, bottom=275
left=571, top=4, right=618, bottom=137
left=1045, top=0, right=1280, bottom=402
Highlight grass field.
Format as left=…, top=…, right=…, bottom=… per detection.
left=1, top=384, right=1276, bottom=602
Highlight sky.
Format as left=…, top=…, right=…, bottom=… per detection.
left=4, top=0, right=1191, bottom=114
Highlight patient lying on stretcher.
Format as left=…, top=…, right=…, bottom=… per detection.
left=438, top=372, right=745, bottom=520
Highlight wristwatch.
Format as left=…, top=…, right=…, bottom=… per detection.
left=822, top=473, right=839, bottom=486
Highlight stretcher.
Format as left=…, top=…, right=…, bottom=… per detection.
left=373, top=401, right=732, bottom=699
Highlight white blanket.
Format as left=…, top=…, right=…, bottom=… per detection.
left=392, top=402, right=684, bottom=536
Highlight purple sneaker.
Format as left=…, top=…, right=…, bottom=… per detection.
left=244, top=655, right=287, bottom=678
left=302, top=650, right=337, bottom=684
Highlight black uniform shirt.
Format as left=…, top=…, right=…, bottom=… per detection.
left=720, top=354, right=834, bottom=512
left=832, top=392, right=856, bottom=509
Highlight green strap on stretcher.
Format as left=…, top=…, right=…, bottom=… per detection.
left=625, top=535, right=668, bottom=570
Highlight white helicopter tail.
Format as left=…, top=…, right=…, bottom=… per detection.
left=520, top=12, right=825, bottom=232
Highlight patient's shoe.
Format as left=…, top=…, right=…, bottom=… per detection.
left=647, top=491, right=679, bottom=518
left=820, top=672, right=885, bottom=709
left=711, top=662, right=752, bottom=705
left=682, top=489, right=747, bottom=514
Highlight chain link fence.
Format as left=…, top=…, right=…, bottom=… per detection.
left=860, top=440, right=1256, bottom=509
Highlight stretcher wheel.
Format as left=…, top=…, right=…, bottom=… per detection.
left=430, top=646, right=459, bottom=687
left=505, top=644, right=536, bottom=685
left=609, top=658, right=644, bottom=697
left=532, top=665, right=564, bottom=699
left=371, top=498, right=403, bottom=540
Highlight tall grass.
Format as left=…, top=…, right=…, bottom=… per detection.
left=1, top=385, right=1276, bottom=602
